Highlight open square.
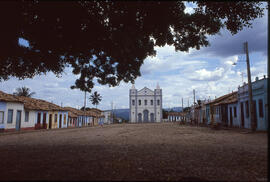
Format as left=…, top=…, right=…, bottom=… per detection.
left=0, top=123, right=267, bottom=181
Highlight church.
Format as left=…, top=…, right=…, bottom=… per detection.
left=129, top=84, right=162, bottom=123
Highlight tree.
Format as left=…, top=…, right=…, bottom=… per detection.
left=0, top=2, right=265, bottom=92
left=197, top=100, right=202, bottom=106
left=89, top=91, right=102, bottom=108
left=80, top=107, right=91, bottom=111
left=183, top=107, right=191, bottom=112
left=13, top=86, right=35, bottom=97
left=162, top=109, right=168, bottom=119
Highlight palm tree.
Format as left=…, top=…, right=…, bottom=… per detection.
left=13, top=86, right=35, bottom=97
left=89, top=91, right=102, bottom=108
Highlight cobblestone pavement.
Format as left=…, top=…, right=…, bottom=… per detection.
left=0, top=123, right=267, bottom=181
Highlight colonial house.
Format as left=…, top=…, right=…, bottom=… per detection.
left=0, top=91, right=29, bottom=131
left=167, top=112, right=183, bottom=122
left=63, top=107, right=78, bottom=127
left=205, top=92, right=237, bottom=126
left=212, top=92, right=238, bottom=127
left=102, top=110, right=113, bottom=124
left=87, top=108, right=104, bottom=126
left=237, top=76, right=268, bottom=131
left=64, top=107, right=86, bottom=127
left=16, top=96, right=68, bottom=129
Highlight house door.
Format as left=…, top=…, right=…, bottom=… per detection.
left=43, top=113, right=47, bottom=129
left=16, top=110, right=22, bottom=131
left=229, top=107, right=233, bottom=127
left=221, top=105, right=228, bottom=126
left=138, top=113, right=142, bottom=123
left=49, top=114, right=52, bottom=129
left=253, top=100, right=257, bottom=129
left=150, top=113, right=154, bottom=122
left=59, top=114, right=62, bottom=128
left=240, top=102, right=244, bottom=127
left=143, top=110, right=149, bottom=122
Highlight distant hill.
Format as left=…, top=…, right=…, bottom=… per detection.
left=163, top=107, right=183, bottom=112
left=111, top=107, right=182, bottom=121
left=112, top=109, right=130, bottom=121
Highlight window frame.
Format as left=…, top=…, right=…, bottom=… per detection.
left=25, top=111, right=29, bottom=122
left=0, top=111, right=4, bottom=124
left=259, top=99, right=264, bottom=118
left=245, top=101, right=249, bottom=118
left=7, top=109, right=13, bottom=123
left=233, top=107, right=237, bottom=118
left=54, top=114, right=58, bottom=123
left=64, top=114, right=66, bottom=125
left=144, top=100, right=147, bottom=105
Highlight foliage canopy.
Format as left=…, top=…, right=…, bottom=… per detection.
left=13, top=86, right=36, bottom=97
left=0, top=1, right=265, bottom=92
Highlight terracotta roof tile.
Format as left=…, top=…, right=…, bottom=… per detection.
left=0, top=90, right=23, bottom=103
left=16, top=96, right=66, bottom=111
left=207, top=92, right=237, bottom=105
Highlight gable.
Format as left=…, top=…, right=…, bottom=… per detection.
left=137, top=87, right=154, bottom=96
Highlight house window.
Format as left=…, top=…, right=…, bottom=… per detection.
left=54, top=114, right=58, bottom=123
left=139, top=100, right=141, bottom=105
left=7, top=109, right=13, bottom=123
left=151, top=100, right=153, bottom=105
left=49, top=114, right=52, bottom=124
left=132, top=100, right=135, bottom=106
left=25, top=111, right=29, bottom=122
left=259, top=99, right=264, bottom=117
left=157, top=100, right=160, bottom=105
left=64, top=115, right=66, bottom=125
left=0, top=111, right=4, bottom=124
left=245, top=101, right=249, bottom=118
left=43, top=113, right=46, bottom=123
left=37, top=113, right=41, bottom=124
left=144, top=100, right=147, bottom=105
left=233, top=107, right=237, bottom=117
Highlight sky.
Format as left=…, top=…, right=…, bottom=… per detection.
left=0, top=3, right=268, bottom=110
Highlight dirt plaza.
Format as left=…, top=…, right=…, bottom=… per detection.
left=0, top=123, right=267, bottom=181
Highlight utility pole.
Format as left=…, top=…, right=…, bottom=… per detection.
left=182, top=97, right=183, bottom=111
left=111, top=101, right=114, bottom=124
left=193, top=89, right=196, bottom=105
left=244, top=42, right=255, bottom=132
left=83, top=91, right=86, bottom=127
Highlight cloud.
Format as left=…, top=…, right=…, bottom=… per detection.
left=189, top=68, right=225, bottom=81
left=190, top=8, right=268, bottom=58
left=0, top=8, right=267, bottom=110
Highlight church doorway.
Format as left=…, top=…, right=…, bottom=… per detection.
left=138, top=113, right=142, bottom=123
left=143, top=110, right=149, bottom=122
left=150, top=113, right=154, bottom=122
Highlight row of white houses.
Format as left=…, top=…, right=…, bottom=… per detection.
left=168, top=76, right=268, bottom=131
left=0, top=90, right=106, bottom=131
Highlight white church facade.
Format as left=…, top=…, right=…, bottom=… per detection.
left=129, top=84, right=162, bottom=123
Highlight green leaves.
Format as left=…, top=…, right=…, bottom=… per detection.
left=0, top=1, right=266, bottom=92
left=90, top=91, right=102, bottom=108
